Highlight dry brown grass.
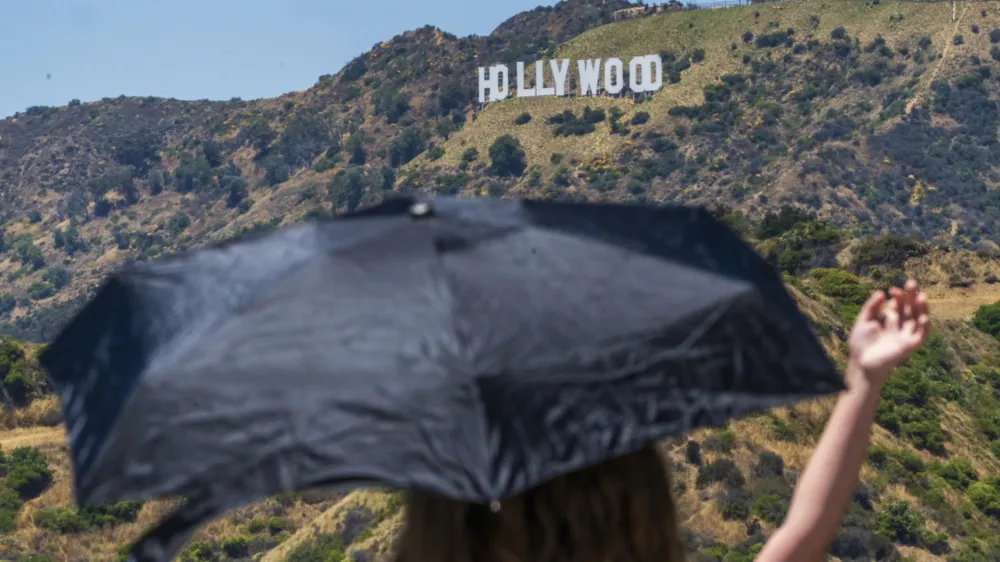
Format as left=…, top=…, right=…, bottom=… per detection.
left=260, top=489, right=395, bottom=562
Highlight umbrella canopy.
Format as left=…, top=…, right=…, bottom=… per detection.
left=40, top=196, right=842, bottom=561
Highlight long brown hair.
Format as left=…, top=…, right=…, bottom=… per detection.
left=394, top=445, right=685, bottom=562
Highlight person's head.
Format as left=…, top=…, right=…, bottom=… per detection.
left=394, top=444, right=685, bottom=562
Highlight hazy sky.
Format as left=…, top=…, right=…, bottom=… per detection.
left=0, top=0, right=718, bottom=119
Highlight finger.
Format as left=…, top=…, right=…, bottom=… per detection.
left=859, top=290, right=887, bottom=321
left=901, top=281, right=916, bottom=323
left=891, top=285, right=911, bottom=329
left=883, top=300, right=900, bottom=330
left=908, top=313, right=931, bottom=350
left=913, top=291, right=929, bottom=320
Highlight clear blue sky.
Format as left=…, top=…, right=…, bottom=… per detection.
left=0, top=0, right=717, bottom=119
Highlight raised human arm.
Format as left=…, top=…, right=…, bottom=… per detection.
left=756, top=281, right=930, bottom=562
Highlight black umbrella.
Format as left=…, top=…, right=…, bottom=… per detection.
left=40, top=196, right=842, bottom=562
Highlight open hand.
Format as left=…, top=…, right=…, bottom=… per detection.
left=847, top=279, right=930, bottom=387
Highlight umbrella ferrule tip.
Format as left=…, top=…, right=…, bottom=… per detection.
left=409, top=202, right=433, bottom=218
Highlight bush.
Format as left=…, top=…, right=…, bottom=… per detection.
left=514, top=112, right=532, bottom=125
left=489, top=135, right=527, bottom=177
left=875, top=500, right=922, bottom=544
left=388, top=127, right=429, bottom=168
left=630, top=111, right=650, bottom=125
left=809, top=268, right=870, bottom=322
left=221, top=535, right=251, bottom=558
left=973, top=301, right=1000, bottom=340
left=755, top=451, right=784, bottom=479
left=4, top=447, right=53, bottom=499
left=930, top=459, right=978, bottom=491
left=180, top=540, right=219, bottom=562
left=968, top=482, right=1000, bottom=518
left=268, top=515, right=288, bottom=534
left=720, top=500, right=749, bottom=521
left=702, top=428, right=736, bottom=453
left=28, top=282, right=54, bottom=301
left=41, top=267, right=71, bottom=290
left=287, top=533, right=346, bottom=562
left=991, top=29, right=1000, bottom=43
left=0, top=486, right=22, bottom=532
left=167, top=212, right=191, bottom=237
left=685, top=440, right=702, bottom=465
left=752, top=493, right=788, bottom=524
left=34, top=507, right=87, bottom=533
left=247, top=518, right=266, bottom=534
left=79, top=501, right=143, bottom=527
left=426, top=146, right=445, bottom=161
left=851, top=236, right=927, bottom=274
left=756, top=205, right=813, bottom=239
left=696, top=459, right=745, bottom=489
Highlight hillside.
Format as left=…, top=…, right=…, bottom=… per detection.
left=5, top=0, right=1000, bottom=560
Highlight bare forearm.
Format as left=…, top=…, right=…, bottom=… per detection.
left=758, top=362, right=883, bottom=561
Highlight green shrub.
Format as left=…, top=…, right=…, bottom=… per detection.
left=287, top=533, right=347, bottom=562
left=851, top=236, right=928, bottom=274
left=247, top=517, right=266, bottom=534
left=702, top=428, right=736, bottom=453
left=28, top=282, right=54, bottom=301
left=221, top=535, right=251, bottom=557
left=875, top=500, right=923, bottom=544
left=34, top=507, right=87, bottom=533
left=489, top=135, right=527, bottom=177
left=930, top=459, right=978, bottom=491
left=4, top=447, right=53, bottom=499
left=180, top=540, right=219, bottom=562
left=426, top=146, right=445, bottom=161
left=968, top=482, right=1000, bottom=518
left=752, top=493, right=788, bottom=524
left=809, top=268, right=870, bottom=322
left=720, top=500, right=749, bottom=520
left=41, top=267, right=71, bottom=291
left=973, top=301, right=1000, bottom=340
left=268, top=515, right=289, bottom=535
left=79, top=501, right=143, bottom=527
left=696, top=459, right=745, bottom=489
left=0, top=486, right=22, bottom=532
left=630, top=111, right=650, bottom=125
left=756, top=205, right=813, bottom=239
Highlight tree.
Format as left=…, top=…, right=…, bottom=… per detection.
left=489, top=135, right=527, bottom=177
left=346, top=134, right=366, bottom=166
left=329, top=167, right=368, bottom=213
left=389, top=127, right=429, bottom=168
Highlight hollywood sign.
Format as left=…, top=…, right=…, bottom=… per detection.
left=477, top=55, right=664, bottom=104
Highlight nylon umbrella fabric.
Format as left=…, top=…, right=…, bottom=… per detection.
left=39, top=196, right=843, bottom=562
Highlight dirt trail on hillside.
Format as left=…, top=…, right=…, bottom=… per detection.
left=905, top=0, right=968, bottom=114
left=0, top=426, right=64, bottom=449
left=926, top=284, right=1000, bottom=321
